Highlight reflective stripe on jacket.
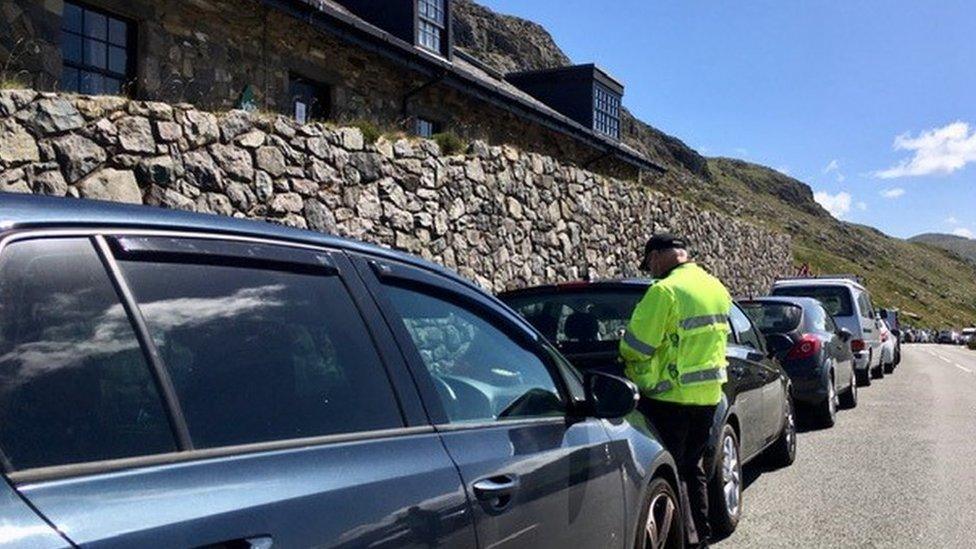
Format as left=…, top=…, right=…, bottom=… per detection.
left=619, top=262, right=732, bottom=406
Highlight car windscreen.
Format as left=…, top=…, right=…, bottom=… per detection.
left=771, top=285, right=853, bottom=317
left=739, top=302, right=803, bottom=334
left=501, top=289, right=644, bottom=352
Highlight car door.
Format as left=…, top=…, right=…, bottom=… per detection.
left=0, top=232, right=476, bottom=548
left=352, top=255, right=626, bottom=549
left=726, top=306, right=767, bottom=459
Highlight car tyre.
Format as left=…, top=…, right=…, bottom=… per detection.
left=855, top=367, right=871, bottom=387
left=839, top=374, right=858, bottom=409
left=883, top=359, right=895, bottom=374
left=766, top=395, right=797, bottom=468
left=815, top=376, right=838, bottom=428
left=708, top=424, right=742, bottom=539
left=637, top=476, right=685, bottom=549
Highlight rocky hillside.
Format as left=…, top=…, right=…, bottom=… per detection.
left=909, top=233, right=976, bottom=267
left=453, top=1, right=976, bottom=326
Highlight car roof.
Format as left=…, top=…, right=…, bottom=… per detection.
left=738, top=296, right=823, bottom=310
left=0, top=193, right=482, bottom=293
left=498, top=278, right=653, bottom=298
left=772, top=277, right=866, bottom=291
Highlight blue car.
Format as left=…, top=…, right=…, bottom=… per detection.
left=0, top=194, right=684, bottom=549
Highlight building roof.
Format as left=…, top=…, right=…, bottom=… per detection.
left=265, top=0, right=664, bottom=174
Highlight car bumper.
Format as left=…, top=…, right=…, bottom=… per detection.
left=853, top=351, right=870, bottom=372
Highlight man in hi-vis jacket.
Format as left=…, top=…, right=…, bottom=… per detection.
left=621, top=233, right=732, bottom=548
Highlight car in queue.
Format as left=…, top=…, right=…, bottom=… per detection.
left=0, top=194, right=687, bottom=549
left=738, top=297, right=857, bottom=428
left=771, top=276, right=885, bottom=385
left=879, top=320, right=898, bottom=374
left=498, top=279, right=797, bottom=538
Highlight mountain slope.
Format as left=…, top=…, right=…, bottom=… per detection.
left=453, top=1, right=976, bottom=327
left=909, top=233, right=976, bottom=267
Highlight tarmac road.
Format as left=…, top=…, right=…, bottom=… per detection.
left=715, top=343, right=976, bottom=548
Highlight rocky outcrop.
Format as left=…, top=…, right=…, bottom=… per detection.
left=453, top=0, right=571, bottom=74
left=0, top=91, right=791, bottom=295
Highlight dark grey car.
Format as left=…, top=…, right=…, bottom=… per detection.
left=739, top=297, right=858, bottom=428
left=0, top=194, right=685, bottom=549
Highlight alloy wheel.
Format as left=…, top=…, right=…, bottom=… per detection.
left=722, top=433, right=742, bottom=518
left=828, top=380, right=837, bottom=418
left=645, top=489, right=677, bottom=549
left=785, top=399, right=797, bottom=455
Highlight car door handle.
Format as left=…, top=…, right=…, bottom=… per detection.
left=473, top=475, right=520, bottom=511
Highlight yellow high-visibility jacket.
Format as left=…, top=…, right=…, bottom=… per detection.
left=620, top=262, right=732, bottom=406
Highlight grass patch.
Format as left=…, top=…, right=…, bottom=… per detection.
left=433, top=131, right=465, bottom=155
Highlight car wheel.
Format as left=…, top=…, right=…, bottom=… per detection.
left=637, top=477, right=685, bottom=549
left=871, top=354, right=885, bottom=379
left=883, top=358, right=894, bottom=374
left=816, top=376, right=837, bottom=428
left=708, top=424, right=742, bottom=539
left=839, top=373, right=858, bottom=409
left=856, top=367, right=871, bottom=387
left=766, top=395, right=797, bottom=468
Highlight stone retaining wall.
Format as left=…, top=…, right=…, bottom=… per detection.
left=0, top=91, right=792, bottom=295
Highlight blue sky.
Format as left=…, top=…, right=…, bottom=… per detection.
left=479, top=0, right=976, bottom=240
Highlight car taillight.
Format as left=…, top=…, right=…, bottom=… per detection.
left=786, top=334, right=821, bottom=360
left=881, top=332, right=889, bottom=342
left=851, top=339, right=866, bottom=352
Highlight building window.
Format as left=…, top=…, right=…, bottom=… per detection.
left=417, top=0, right=446, bottom=54
left=60, top=2, right=134, bottom=96
left=415, top=117, right=439, bottom=138
left=593, top=83, right=621, bottom=139
left=289, top=75, right=330, bottom=124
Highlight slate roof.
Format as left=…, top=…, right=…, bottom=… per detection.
left=264, top=0, right=665, bottom=173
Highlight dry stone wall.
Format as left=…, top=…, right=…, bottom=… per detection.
left=0, top=91, right=792, bottom=295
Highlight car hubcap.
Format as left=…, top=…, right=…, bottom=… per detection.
left=722, top=434, right=741, bottom=518
left=645, top=490, right=677, bottom=549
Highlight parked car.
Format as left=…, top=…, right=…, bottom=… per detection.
left=771, top=276, right=885, bottom=385
left=879, top=309, right=902, bottom=365
left=938, top=330, right=958, bottom=344
left=879, top=320, right=898, bottom=374
left=738, top=297, right=857, bottom=428
left=962, top=327, right=976, bottom=345
left=0, top=195, right=687, bottom=549
left=499, top=279, right=797, bottom=538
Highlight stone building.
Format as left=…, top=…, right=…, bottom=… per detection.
left=1, top=0, right=662, bottom=179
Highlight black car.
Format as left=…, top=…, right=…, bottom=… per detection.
left=0, top=195, right=686, bottom=549
left=499, top=279, right=797, bottom=538
left=738, top=297, right=858, bottom=428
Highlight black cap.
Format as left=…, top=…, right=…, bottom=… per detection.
left=640, top=233, right=688, bottom=270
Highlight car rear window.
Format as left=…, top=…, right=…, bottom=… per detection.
left=117, top=254, right=404, bottom=449
left=739, top=302, right=803, bottom=334
left=501, top=288, right=644, bottom=352
left=771, top=285, right=853, bottom=317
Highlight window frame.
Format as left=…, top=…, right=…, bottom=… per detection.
left=416, top=0, right=447, bottom=55
left=357, top=256, right=578, bottom=429
left=60, top=1, right=137, bottom=96
left=593, top=82, right=621, bottom=139
left=0, top=228, right=426, bottom=484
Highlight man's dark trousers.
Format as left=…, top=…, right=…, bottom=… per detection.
left=639, top=398, right=717, bottom=543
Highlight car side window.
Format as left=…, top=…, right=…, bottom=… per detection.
left=382, top=284, right=565, bottom=424
left=117, top=250, right=403, bottom=449
left=0, top=238, right=176, bottom=471
left=730, top=305, right=762, bottom=350
left=825, top=313, right=839, bottom=333
left=857, top=292, right=874, bottom=319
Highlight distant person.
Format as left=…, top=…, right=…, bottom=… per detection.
left=620, top=233, right=732, bottom=548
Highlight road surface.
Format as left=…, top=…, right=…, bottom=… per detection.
left=716, top=343, right=976, bottom=548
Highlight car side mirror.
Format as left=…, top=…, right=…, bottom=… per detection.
left=584, top=371, right=639, bottom=419
left=837, top=328, right=853, bottom=342
left=764, top=333, right=794, bottom=358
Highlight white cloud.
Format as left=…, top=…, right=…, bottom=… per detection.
left=881, top=187, right=906, bottom=198
left=945, top=216, right=959, bottom=225
left=856, top=201, right=868, bottom=211
left=822, top=159, right=846, bottom=182
left=953, top=228, right=974, bottom=239
left=814, top=191, right=852, bottom=219
left=874, top=121, right=976, bottom=178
